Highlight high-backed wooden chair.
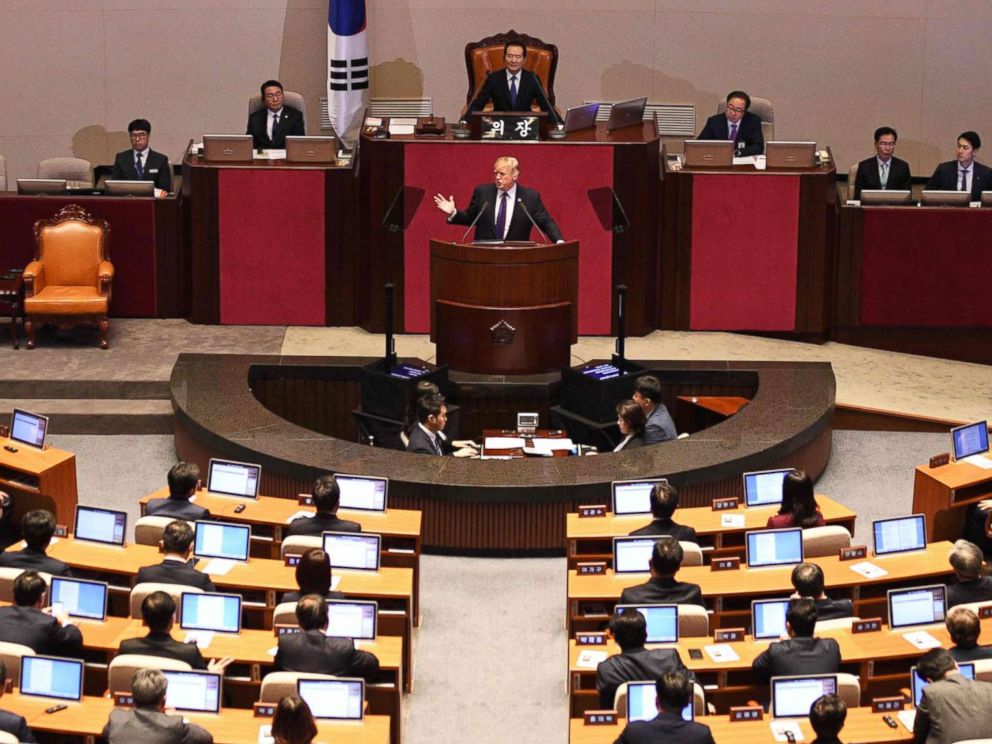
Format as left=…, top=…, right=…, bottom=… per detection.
left=24, top=204, right=113, bottom=349
left=464, top=30, right=558, bottom=110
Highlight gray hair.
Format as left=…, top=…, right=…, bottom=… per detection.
left=132, top=668, right=168, bottom=706
left=950, top=539, right=984, bottom=579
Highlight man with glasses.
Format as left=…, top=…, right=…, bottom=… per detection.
left=247, top=79, right=305, bottom=149
left=697, top=90, right=764, bottom=157
left=854, top=126, right=912, bottom=198
left=110, top=118, right=171, bottom=192
left=465, top=42, right=559, bottom=122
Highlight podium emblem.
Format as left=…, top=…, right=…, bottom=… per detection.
left=489, top=320, right=516, bottom=344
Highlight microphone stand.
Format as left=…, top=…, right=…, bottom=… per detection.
left=516, top=198, right=550, bottom=244
left=458, top=201, right=490, bottom=244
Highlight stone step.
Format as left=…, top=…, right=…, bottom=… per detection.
left=0, top=399, right=173, bottom=435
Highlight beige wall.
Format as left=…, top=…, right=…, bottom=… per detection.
left=2, top=1, right=991, bottom=183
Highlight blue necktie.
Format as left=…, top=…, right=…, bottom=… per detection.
left=134, top=153, right=143, bottom=179
left=960, top=170, right=969, bottom=191
left=509, top=75, right=518, bottom=108
left=495, top=192, right=508, bottom=239
left=729, top=123, right=738, bottom=141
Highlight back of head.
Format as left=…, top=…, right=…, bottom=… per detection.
left=162, top=519, right=194, bottom=554
left=791, top=562, right=825, bottom=598
left=132, top=668, right=168, bottom=708
left=13, top=570, right=47, bottom=607
left=416, top=393, right=445, bottom=424
left=650, top=536, right=684, bottom=576
left=786, top=597, right=818, bottom=637
left=650, top=482, right=679, bottom=520
left=296, top=593, right=329, bottom=631
left=782, top=470, right=819, bottom=527
left=633, top=375, right=662, bottom=405
left=272, top=694, right=318, bottom=744
left=809, top=693, right=847, bottom=739
left=295, top=548, right=331, bottom=595
left=21, top=509, right=56, bottom=550
left=917, top=648, right=956, bottom=682
left=656, top=669, right=693, bottom=712
left=167, top=461, right=199, bottom=500
left=608, top=610, right=647, bottom=650
left=946, top=607, right=981, bottom=649
left=949, top=539, right=984, bottom=580
left=311, top=474, right=340, bottom=513
left=141, top=590, right=177, bottom=632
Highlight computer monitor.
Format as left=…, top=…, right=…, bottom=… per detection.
left=202, top=134, right=253, bottom=161
left=859, top=189, right=913, bottom=206
left=911, top=663, right=974, bottom=707
left=285, top=135, right=337, bottom=163
left=951, top=420, right=989, bottom=461
left=771, top=675, right=838, bottom=718
left=193, top=520, right=251, bottom=562
left=19, top=655, right=84, bottom=701
left=615, top=604, right=678, bottom=644
left=745, top=528, right=803, bottom=569
left=683, top=140, right=733, bottom=168
left=180, top=592, right=242, bottom=634
left=9, top=408, right=49, bottom=449
left=16, top=179, right=67, bottom=195
left=563, top=103, right=599, bottom=133
left=887, top=585, right=946, bottom=629
left=162, top=670, right=222, bottom=714
left=336, top=474, right=388, bottom=512
left=920, top=190, right=971, bottom=206
left=606, top=97, right=647, bottom=132
left=73, top=505, right=127, bottom=546
left=765, top=141, right=817, bottom=168
left=50, top=577, right=108, bottom=621
left=982, top=190, right=992, bottom=207
left=103, top=179, right=155, bottom=196
left=743, top=468, right=792, bottom=508
left=322, top=532, right=381, bottom=571
left=626, top=680, right=693, bottom=722
left=297, top=678, right=364, bottom=720
left=613, top=537, right=657, bottom=574
left=612, top=479, right=667, bottom=516
left=752, top=598, right=791, bottom=640
left=872, top=514, right=927, bottom=557
left=326, top=599, right=378, bottom=640
left=207, top=458, right=261, bottom=499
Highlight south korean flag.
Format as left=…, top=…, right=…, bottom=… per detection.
left=327, top=0, right=369, bottom=147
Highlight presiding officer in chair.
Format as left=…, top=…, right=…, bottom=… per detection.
left=433, top=156, right=563, bottom=243
left=465, top=42, right=558, bottom=121
left=697, top=90, right=764, bottom=157
left=110, top=119, right=172, bottom=192
left=247, top=79, right=305, bottom=149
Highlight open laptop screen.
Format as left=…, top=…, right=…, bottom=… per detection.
left=771, top=675, right=837, bottom=718
left=615, top=604, right=678, bottom=643
left=612, top=479, right=667, bottom=516
left=745, top=528, right=803, bottom=568
left=322, top=532, right=381, bottom=571
left=193, top=520, right=251, bottom=562
left=10, top=408, right=49, bottom=449
left=297, top=678, right=364, bottom=720
left=872, top=514, right=927, bottom=556
left=162, top=670, right=222, bottom=713
left=743, top=469, right=791, bottom=507
left=888, top=585, right=946, bottom=629
left=207, top=458, right=261, bottom=499
left=752, top=598, right=791, bottom=640
left=613, top=537, right=657, bottom=574
left=20, top=656, right=84, bottom=701
left=50, top=577, right=108, bottom=621
left=951, top=421, right=989, bottom=460
left=336, top=474, right=388, bottom=512
left=912, top=663, right=974, bottom=707
left=326, top=599, right=378, bottom=640
left=74, top=505, right=127, bottom=546
left=627, top=680, right=692, bottom=722
left=180, top=592, right=242, bottom=633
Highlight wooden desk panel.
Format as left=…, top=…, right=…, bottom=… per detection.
left=913, top=453, right=992, bottom=542
left=0, top=437, right=77, bottom=525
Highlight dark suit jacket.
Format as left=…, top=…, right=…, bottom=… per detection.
left=466, top=68, right=557, bottom=120
left=643, top=404, right=677, bottom=445
left=620, top=576, right=704, bottom=607
left=853, top=155, right=912, bottom=198
left=145, top=497, right=209, bottom=522
left=406, top=425, right=443, bottom=455
left=913, top=672, right=992, bottom=744
left=136, top=558, right=216, bottom=592
left=614, top=710, right=716, bottom=744
left=246, top=105, right=305, bottom=149
left=596, top=646, right=689, bottom=708
left=0, top=605, right=83, bottom=657
left=629, top=519, right=698, bottom=543
left=287, top=512, right=361, bottom=538
left=925, top=160, right=992, bottom=200
left=813, top=596, right=853, bottom=621
left=751, top=636, right=841, bottom=683
left=110, top=148, right=172, bottom=191
left=947, top=576, right=992, bottom=608
left=118, top=631, right=207, bottom=669
left=274, top=629, right=379, bottom=679
left=950, top=644, right=992, bottom=663
left=0, top=708, right=35, bottom=742
left=448, top=184, right=563, bottom=243
left=698, top=111, right=764, bottom=157
left=102, top=706, right=213, bottom=744
left=0, top=545, right=72, bottom=576
left=615, top=434, right=646, bottom=452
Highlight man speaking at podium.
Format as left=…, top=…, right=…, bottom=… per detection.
left=433, top=156, right=563, bottom=243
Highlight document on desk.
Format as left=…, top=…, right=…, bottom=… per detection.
left=184, top=630, right=214, bottom=648
left=388, top=118, right=417, bottom=135
left=253, top=149, right=287, bottom=160
left=202, top=558, right=236, bottom=575
left=903, top=630, right=942, bottom=650
left=531, top=438, right=574, bottom=451
left=963, top=454, right=992, bottom=469
left=704, top=644, right=739, bottom=662
left=848, top=561, right=887, bottom=579
left=720, top=514, right=746, bottom=528
left=769, top=720, right=804, bottom=742
left=897, top=709, right=916, bottom=731
left=576, top=650, right=608, bottom=669
left=484, top=437, right=526, bottom=449
left=732, top=156, right=757, bottom=166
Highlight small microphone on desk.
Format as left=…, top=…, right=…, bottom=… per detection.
left=517, top=199, right=549, bottom=244
left=458, top=201, right=490, bottom=244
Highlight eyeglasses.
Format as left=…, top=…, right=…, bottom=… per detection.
left=726, top=105, right=746, bottom=114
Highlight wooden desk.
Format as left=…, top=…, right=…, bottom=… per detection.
left=0, top=436, right=77, bottom=524
left=913, top=453, right=992, bottom=542
left=565, top=494, right=857, bottom=567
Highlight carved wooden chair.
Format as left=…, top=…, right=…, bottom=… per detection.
left=24, top=204, right=114, bottom=349
left=463, top=30, right=559, bottom=113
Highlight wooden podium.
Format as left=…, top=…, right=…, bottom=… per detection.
left=429, top=240, right=578, bottom=375
left=913, top=454, right=992, bottom=541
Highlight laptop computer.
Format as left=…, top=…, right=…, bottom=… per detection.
left=920, top=190, right=971, bottom=207
left=951, top=420, right=989, bottom=461
left=16, top=179, right=67, bottom=195
left=193, top=520, right=251, bottom=562
left=563, top=103, right=600, bottom=133
left=322, top=532, right=381, bottom=571
left=745, top=528, right=803, bottom=569
left=615, top=604, right=678, bottom=644
left=860, top=189, right=913, bottom=206
left=336, top=474, right=388, bottom=512
left=752, top=598, right=791, bottom=640
left=207, top=458, right=261, bottom=499
left=20, top=655, right=84, bottom=701
left=743, top=468, right=792, bottom=508
left=771, top=675, right=837, bottom=718
left=887, top=585, right=946, bottom=629
left=202, top=134, right=253, bottom=162
left=297, top=678, right=364, bottom=720
left=326, top=599, right=378, bottom=640
left=683, top=140, right=733, bottom=168
left=162, top=670, right=222, bottom=714
left=911, top=662, right=974, bottom=706
left=104, top=179, right=155, bottom=196
left=765, top=141, right=817, bottom=168
left=285, top=136, right=337, bottom=163
left=607, top=97, right=647, bottom=132
left=180, top=592, right=242, bottom=634
left=872, top=514, right=927, bottom=557
left=9, top=408, right=49, bottom=449
left=612, top=479, right=667, bottom=516
left=50, top=577, right=109, bottom=621
left=73, top=505, right=127, bottom=546
left=613, top=537, right=657, bottom=574
left=626, top=680, right=692, bottom=721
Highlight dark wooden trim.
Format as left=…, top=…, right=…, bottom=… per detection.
left=185, top=156, right=219, bottom=323
left=325, top=168, right=360, bottom=325
left=358, top=140, right=405, bottom=332
left=833, top=404, right=963, bottom=433
left=154, top=193, right=185, bottom=318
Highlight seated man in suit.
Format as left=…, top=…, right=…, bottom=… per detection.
left=0, top=508, right=71, bottom=576
left=751, top=598, right=841, bottom=684
left=110, top=118, right=172, bottom=192
left=465, top=42, right=559, bottom=122
left=629, top=483, right=697, bottom=542
left=791, top=562, right=853, bottom=620
left=613, top=669, right=715, bottom=744
left=287, top=474, right=361, bottom=537
left=853, top=126, right=912, bottom=199
left=946, top=607, right=992, bottom=663
left=433, top=155, right=563, bottom=243
left=273, top=594, right=379, bottom=679
left=102, top=668, right=213, bottom=744
left=247, top=79, right=305, bottom=149
left=925, top=130, right=992, bottom=199
left=0, top=659, right=35, bottom=742
left=913, top=647, right=992, bottom=744
left=619, top=536, right=704, bottom=606
left=136, top=520, right=216, bottom=592
left=697, top=90, right=764, bottom=157
left=632, top=375, right=677, bottom=445
left=145, top=461, right=210, bottom=522
left=809, top=693, right=846, bottom=744
left=596, top=610, right=691, bottom=708
left=0, top=571, right=82, bottom=657
left=119, top=591, right=233, bottom=672
left=946, top=539, right=992, bottom=608
left=406, top=393, right=449, bottom=455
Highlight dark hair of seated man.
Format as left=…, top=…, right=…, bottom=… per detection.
left=786, top=597, right=819, bottom=637
left=650, top=483, right=680, bottom=520
left=141, top=591, right=177, bottom=632
left=161, top=520, right=195, bottom=554
left=13, top=570, right=47, bottom=606
left=608, top=610, right=648, bottom=651
left=809, top=693, right=847, bottom=741
left=946, top=607, right=982, bottom=649
left=296, top=594, right=329, bottom=631
left=311, top=475, right=341, bottom=514
left=650, top=536, right=684, bottom=577
left=21, top=509, right=56, bottom=551
left=167, top=462, right=200, bottom=500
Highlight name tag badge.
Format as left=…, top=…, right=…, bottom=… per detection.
left=149, top=168, right=159, bottom=174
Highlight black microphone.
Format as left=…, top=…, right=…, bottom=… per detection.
left=530, top=71, right=562, bottom=126
left=458, top=201, right=490, bottom=244
left=516, top=198, right=550, bottom=244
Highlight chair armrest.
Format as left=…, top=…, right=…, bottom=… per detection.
left=97, top=260, right=114, bottom=296
left=23, top=261, right=45, bottom=296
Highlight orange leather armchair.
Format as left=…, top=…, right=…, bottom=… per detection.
left=23, top=204, right=113, bottom=349
left=464, top=30, right=558, bottom=112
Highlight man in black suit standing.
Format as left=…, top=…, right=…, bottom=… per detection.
left=465, top=42, right=559, bottom=122
left=406, top=394, right=448, bottom=455
left=0, top=571, right=82, bottom=657
left=274, top=594, right=379, bottom=679
left=246, top=79, right=305, bottom=149
left=110, top=119, right=172, bottom=192
left=926, top=130, right=992, bottom=199
left=136, top=520, right=216, bottom=592
left=751, top=598, right=841, bottom=683
left=0, top=509, right=72, bottom=576
left=697, top=90, right=764, bottom=157
left=853, top=126, right=912, bottom=198
left=287, top=474, right=361, bottom=537
left=434, top=155, right=563, bottom=243
left=613, top=669, right=715, bottom=744
left=145, top=462, right=210, bottom=522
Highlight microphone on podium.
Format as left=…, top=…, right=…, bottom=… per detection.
left=516, top=198, right=550, bottom=244
left=458, top=201, right=490, bottom=244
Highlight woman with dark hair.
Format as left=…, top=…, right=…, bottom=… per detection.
left=613, top=399, right=647, bottom=452
left=281, top=548, right=344, bottom=603
left=271, top=695, right=318, bottom=744
left=766, top=470, right=825, bottom=529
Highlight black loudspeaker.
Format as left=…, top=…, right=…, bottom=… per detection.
left=558, top=359, right=647, bottom=424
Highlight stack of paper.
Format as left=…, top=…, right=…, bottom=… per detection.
left=388, top=118, right=417, bottom=135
